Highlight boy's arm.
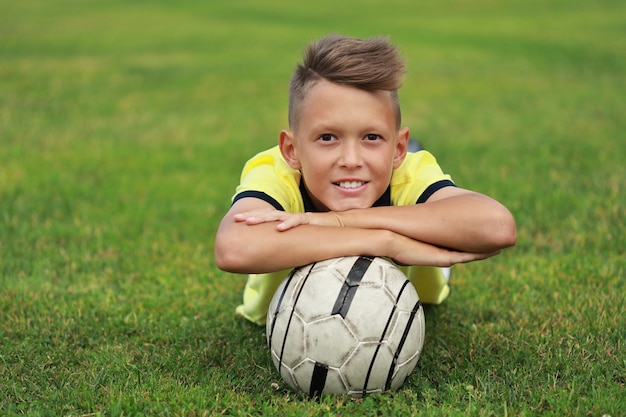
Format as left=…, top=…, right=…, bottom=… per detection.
left=235, top=187, right=517, bottom=255
left=335, top=186, right=517, bottom=253
left=214, top=197, right=496, bottom=274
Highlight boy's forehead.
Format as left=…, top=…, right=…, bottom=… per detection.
left=296, top=80, right=398, bottom=129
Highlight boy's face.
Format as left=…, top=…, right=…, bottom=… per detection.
left=280, top=79, right=409, bottom=212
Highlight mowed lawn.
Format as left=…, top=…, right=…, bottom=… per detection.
left=1, top=0, right=624, bottom=415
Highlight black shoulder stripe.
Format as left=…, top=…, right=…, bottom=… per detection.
left=233, top=191, right=285, bottom=211
left=416, top=180, right=456, bottom=204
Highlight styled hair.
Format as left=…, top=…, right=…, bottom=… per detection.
left=288, top=34, right=406, bottom=131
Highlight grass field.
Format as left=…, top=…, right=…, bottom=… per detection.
left=1, top=0, right=625, bottom=415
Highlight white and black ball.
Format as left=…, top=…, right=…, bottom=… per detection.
left=266, top=256, right=425, bottom=397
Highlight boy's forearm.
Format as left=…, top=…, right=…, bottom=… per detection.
left=335, top=193, right=517, bottom=253
left=214, top=221, right=395, bottom=274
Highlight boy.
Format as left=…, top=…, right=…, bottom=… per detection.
left=214, top=34, right=517, bottom=325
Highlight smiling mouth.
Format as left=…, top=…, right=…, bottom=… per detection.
left=336, top=181, right=366, bottom=189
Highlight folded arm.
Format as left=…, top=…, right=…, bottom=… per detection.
left=335, top=186, right=517, bottom=253
left=233, top=186, right=517, bottom=255
left=214, top=192, right=504, bottom=274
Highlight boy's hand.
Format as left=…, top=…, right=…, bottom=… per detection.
left=234, top=209, right=343, bottom=231
left=388, top=232, right=501, bottom=267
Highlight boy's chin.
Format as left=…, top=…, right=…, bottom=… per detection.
left=324, top=200, right=374, bottom=212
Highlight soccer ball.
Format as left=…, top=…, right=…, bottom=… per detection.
left=266, top=256, right=425, bottom=397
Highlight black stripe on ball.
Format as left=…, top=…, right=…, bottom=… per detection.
left=268, top=268, right=297, bottom=350
left=384, top=299, right=422, bottom=390
left=277, top=263, right=317, bottom=376
left=309, top=362, right=329, bottom=397
left=361, top=279, right=411, bottom=396
left=331, top=256, right=373, bottom=318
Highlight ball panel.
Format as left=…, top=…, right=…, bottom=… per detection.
left=278, top=362, right=299, bottom=392
left=292, top=266, right=345, bottom=322
left=268, top=309, right=306, bottom=369
left=378, top=261, right=413, bottom=301
left=387, top=353, right=421, bottom=390
left=342, top=286, right=397, bottom=342
left=341, top=341, right=391, bottom=395
left=305, top=316, right=358, bottom=367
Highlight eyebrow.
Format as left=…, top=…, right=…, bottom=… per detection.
left=306, top=121, right=392, bottom=134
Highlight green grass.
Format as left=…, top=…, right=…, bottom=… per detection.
left=1, top=0, right=624, bottom=415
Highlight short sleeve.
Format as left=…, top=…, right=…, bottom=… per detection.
left=390, top=150, right=455, bottom=206
left=232, top=146, right=304, bottom=212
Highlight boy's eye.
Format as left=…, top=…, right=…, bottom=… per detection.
left=365, top=134, right=381, bottom=141
left=319, top=134, right=335, bottom=142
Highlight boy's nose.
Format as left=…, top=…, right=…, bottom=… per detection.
left=339, top=141, right=363, bottom=168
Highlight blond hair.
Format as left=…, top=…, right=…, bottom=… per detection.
left=288, top=34, right=406, bottom=131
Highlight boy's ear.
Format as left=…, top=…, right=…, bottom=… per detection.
left=279, top=130, right=302, bottom=170
left=393, top=127, right=410, bottom=169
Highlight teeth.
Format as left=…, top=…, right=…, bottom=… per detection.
left=338, top=181, right=364, bottom=189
